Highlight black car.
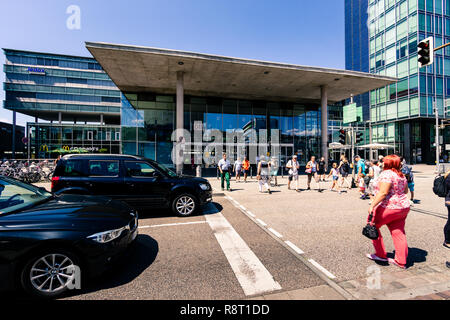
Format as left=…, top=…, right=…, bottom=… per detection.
left=0, top=176, right=138, bottom=298
left=51, top=154, right=213, bottom=217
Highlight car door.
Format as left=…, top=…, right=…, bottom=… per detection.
left=86, top=160, right=123, bottom=198
left=123, top=161, right=170, bottom=208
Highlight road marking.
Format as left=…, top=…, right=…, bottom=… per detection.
left=239, top=205, right=247, bottom=211
left=204, top=211, right=281, bottom=296
left=138, top=221, right=207, bottom=229
left=267, top=227, right=283, bottom=238
left=308, top=259, right=336, bottom=279
left=256, top=218, right=267, bottom=226
left=284, top=241, right=304, bottom=255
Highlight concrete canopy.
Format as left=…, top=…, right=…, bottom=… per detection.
left=86, top=42, right=396, bottom=104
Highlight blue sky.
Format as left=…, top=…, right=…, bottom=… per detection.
left=0, top=0, right=345, bottom=126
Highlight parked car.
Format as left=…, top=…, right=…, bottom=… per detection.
left=51, top=154, right=213, bottom=217
left=0, top=176, right=138, bottom=298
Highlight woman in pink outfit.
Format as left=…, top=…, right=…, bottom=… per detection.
left=366, top=154, right=410, bottom=269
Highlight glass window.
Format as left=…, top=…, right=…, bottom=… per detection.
left=437, top=0, right=443, bottom=13
left=386, top=9, right=396, bottom=28
left=409, top=13, right=418, bottom=33
left=397, top=38, right=408, bottom=58
left=397, top=78, right=409, bottom=97
left=419, top=13, right=426, bottom=31
left=88, top=160, right=119, bottom=177
left=386, top=46, right=396, bottom=64
left=397, top=20, right=408, bottom=39
left=410, top=55, right=419, bottom=74
left=124, top=161, right=156, bottom=177
left=409, top=0, right=418, bottom=14
left=419, top=0, right=426, bottom=11
left=436, top=16, right=443, bottom=34
left=410, top=74, right=419, bottom=95
left=397, top=1, right=408, bottom=20
left=398, top=59, right=409, bottom=78
left=385, top=28, right=396, bottom=46
left=426, top=0, right=434, bottom=12
left=54, top=160, right=85, bottom=177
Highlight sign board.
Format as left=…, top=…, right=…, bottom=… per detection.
left=27, top=67, right=45, bottom=75
left=343, top=103, right=363, bottom=124
left=343, top=103, right=357, bottom=124
left=22, top=137, right=28, bottom=144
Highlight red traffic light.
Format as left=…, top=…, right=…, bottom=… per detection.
left=339, top=129, right=346, bottom=134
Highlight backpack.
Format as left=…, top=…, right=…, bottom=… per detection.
left=341, top=162, right=350, bottom=173
left=401, top=165, right=412, bottom=183
left=433, top=175, right=447, bottom=198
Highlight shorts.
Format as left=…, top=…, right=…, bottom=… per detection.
left=341, top=172, right=349, bottom=177
left=236, top=169, right=242, bottom=175
left=288, top=174, right=298, bottom=181
left=243, top=169, right=249, bottom=174
left=408, top=182, right=415, bottom=192
left=318, top=169, right=325, bottom=175
left=333, top=176, right=339, bottom=181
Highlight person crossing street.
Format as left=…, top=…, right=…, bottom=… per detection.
left=218, top=153, right=232, bottom=191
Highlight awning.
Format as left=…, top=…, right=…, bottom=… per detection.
left=86, top=42, right=397, bottom=104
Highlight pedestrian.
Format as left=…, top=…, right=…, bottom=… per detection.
left=306, top=156, right=321, bottom=191
left=286, top=155, right=300, bottom=191
left=256, top=155, right=271, bottom=194
left=318, top=157, right=327, bottom=182
left=242, top=156, right=250, bottom=182
left=366, top=154, right=410, bottom=269
left=443, top=169, right=450, bottom=250
left=270, top=156, right=279, bottom=187
left=218, top=153, right=232, bottom=191
left=400, top=157, right=415, bottom=206
left=338, top=156, right=351, bottom=190
left=326, top=162, right=340, bottom=192
left=355, top=155, right=368, bottom=199
left=54, top=154, right=61, bottom=166
left=233, top=157, right=242, bottom=182
left=368, top=160, right=381, bottom=204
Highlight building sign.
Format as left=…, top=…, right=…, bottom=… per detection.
left=27, top=67, right=45, bottom=75
left=343, top=103, right=363, bottom=124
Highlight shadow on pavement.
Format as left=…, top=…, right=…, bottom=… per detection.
left=65, top=234, right=159, bottom=297
left=387, top=247, right=427, bottom=268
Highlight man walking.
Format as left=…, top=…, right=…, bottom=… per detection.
left=286, top=155, right=300, bottom=191
left=218, top=153, right=232, bottom=191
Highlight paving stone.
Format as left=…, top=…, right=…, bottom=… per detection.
left=263, top=292, right=291, bottom=300
left=390, top=281, right=407, bottom=289
left=286, top=288, right=319, bottom=300
left=397, top=276, right=430, bottom=287
left=339, top=281, right=356, bottom=289
left=305, top=285, right=345, bottom=300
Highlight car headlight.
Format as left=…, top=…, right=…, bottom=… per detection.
left=87, top=226, right=128, bottom=243
left=199, top=183, right=210, bottom=191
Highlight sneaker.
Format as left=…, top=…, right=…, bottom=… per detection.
left=409, top=200, right=414, bottom=206
left=443, top=242, right=450, bottom=249
left=388, top=258, right=406, bottom=269
left=366, top=254, right=388, bottom=262
left=268, top=189, right=272, bottom=194
left=307, top=187, right=311, bottom=190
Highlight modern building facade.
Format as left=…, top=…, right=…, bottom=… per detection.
left=86, top=42, right=395, bottom=172
left=0, top=121, right=25, bottom=159
left=3, top=49, right=121, bottom=158
left=346, top=0, right=450, bottom=164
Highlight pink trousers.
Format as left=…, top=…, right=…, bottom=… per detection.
left=371, top=206, right=410, bottom=267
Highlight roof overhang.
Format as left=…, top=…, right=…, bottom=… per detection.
left=86, top=42, right=397, bottom=104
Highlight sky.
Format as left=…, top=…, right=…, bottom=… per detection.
left=0, top=0, right=345, bottom=126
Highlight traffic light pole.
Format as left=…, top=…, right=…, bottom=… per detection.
left=435, top=99, right=440, bottom=172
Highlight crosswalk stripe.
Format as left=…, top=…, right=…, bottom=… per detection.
left=205, top=211, right=281, bottom=296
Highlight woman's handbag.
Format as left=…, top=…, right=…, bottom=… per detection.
left=362, top=212, right=379, bottom=240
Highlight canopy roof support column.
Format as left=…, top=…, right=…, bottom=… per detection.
left=176, top=71, right=184, bottom=174
left=321, top=85, right=328, bottom=165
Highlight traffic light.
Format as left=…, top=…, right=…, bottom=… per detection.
left=418, top=37, right=434, bottom=68
left=339, top=129, right=346, bottom=145
left=355, top=131, right=364, bottom=144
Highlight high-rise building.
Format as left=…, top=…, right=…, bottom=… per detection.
left=3, top=49, right=122, bottom=158
left=345, top=0, right=450, bottom=164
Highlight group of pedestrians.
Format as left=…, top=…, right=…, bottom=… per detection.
left=218, top=151, right=449, bottom=270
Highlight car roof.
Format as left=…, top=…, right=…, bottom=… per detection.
left=62, top=154, right=145, bottom=161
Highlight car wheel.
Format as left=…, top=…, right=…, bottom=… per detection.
left=172, top=193, right=197, bottom=217
left=21, top=250, right=81, bottom=299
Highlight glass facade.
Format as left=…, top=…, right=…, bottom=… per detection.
left=3, top=49, right=121, bottom=119
left=121, top=92, right=345, bottom=169
left=347, top=0, right=450, bottom=163
left=27, top=123, right=121, bottom=159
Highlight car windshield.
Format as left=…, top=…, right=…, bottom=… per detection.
left=0, top=177, right=52, bottom=215
left=150, top=161, right=178, bottom=178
